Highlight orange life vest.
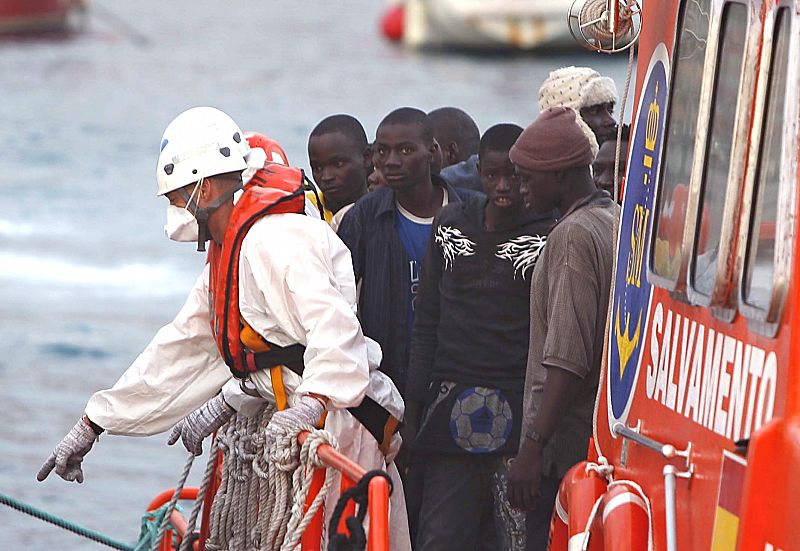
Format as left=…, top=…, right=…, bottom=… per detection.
left=207, top=163, right=306, bottom=379
left=206, top=165, right=401, bottom=451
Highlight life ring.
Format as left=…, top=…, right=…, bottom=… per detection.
left=598, top=483, right=650, bottom=551
left=548, top=461, right=608, bottom=551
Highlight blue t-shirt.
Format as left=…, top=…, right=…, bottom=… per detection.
left=394, top=205, right=435, bottom=342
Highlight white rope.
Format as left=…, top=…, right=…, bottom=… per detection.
left=279, top=429, right=338, bottom=551
left=584, top=456, right=615, bottom=482
left=592, top=37, right=637, bottom=460
left=178, top=437, right=221, bottom=551
left=152, top=453, right=196, bottom=551
left=202, top=406, right=338, bottom=551
left=614, top=43, right=636, bottom=205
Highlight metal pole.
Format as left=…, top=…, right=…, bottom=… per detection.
left=613, top=422, right=679, bottom=458
left=663, top=465, right=678, bottom=551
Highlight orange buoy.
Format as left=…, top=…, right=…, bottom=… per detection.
left=548, top=461, right=608, bottom=551
left=600, top=484, right=650, bottom=551
left=380, top=4, right=404, bottom=42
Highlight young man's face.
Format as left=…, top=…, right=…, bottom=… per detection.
left=580, top=101, right=617, bottom=144
left=515, top=165, right=561, bottom=213
left=372, top=123, right=434, bottom=191
left=308, top=131, right=369, bottom=212
left=479, top=149, right=524, bottom=212
left=593, top=139, right=628, bottom=199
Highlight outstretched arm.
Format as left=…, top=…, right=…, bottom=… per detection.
left=85, top=266, right=232, bottom=436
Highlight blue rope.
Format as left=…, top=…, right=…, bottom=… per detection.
left=0, top=490, right=135, bottom=550
left=134, top=503, right=186, bottom=551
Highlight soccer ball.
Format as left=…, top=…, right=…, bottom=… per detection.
left=449, top=387, right=513, bottom=453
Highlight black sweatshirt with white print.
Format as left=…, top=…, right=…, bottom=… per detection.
left=407, top=195, right=555, bottom=402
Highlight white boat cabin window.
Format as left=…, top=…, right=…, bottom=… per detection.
left=690, top=3, right=748, bottom=296
left=743, top=8, right=791, bottom=311
left=651, top=0, right=712, bottom=286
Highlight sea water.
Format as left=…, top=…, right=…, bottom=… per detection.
left=0, top=1, right=632, bottom=548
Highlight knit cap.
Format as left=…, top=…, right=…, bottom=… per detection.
left=538, top=66, right=618, bottom=156
left=509, top=107, right=594, bottom=172
left=539, top=66, right=618, bottom=111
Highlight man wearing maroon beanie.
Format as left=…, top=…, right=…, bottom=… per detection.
left=507, top=107, right=619, bottom=550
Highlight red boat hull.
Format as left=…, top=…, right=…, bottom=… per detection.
left=0, top=0, right=82, bottom=34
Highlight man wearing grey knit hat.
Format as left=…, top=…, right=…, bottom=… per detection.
left=507, top=107, right=619, bottom=550
left=538, top=65, right=619, bottom=155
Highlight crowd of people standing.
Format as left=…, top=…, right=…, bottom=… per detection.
left=313, top=64, right=624, bottom=550
left=38, top=65, right=625, bottom=551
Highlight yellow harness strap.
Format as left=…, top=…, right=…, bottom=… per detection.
left=380, top=416, right=400, bottom=456
left=241, top=321, right=378, bottom=435
left=240, top=322, right=271, bottom=352
left=270, top=366, right=288, bottom=411
left=240, top=321, right=290, bottom=411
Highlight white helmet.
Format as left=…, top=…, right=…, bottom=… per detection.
left=156, top=106, right=250, bottom=196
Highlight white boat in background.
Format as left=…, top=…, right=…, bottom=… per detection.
left=381, top=0, right=576, bottom=50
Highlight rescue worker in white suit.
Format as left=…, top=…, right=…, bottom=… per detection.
left=37, top=106, right=411, bottom=549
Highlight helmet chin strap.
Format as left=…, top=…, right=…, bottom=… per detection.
left=185, top=179, right=243, bottom=252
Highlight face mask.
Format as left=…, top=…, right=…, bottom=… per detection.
left=164, top=205, right=199, bottom=242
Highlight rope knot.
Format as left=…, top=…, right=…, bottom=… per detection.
left=302, top=428, right=338, bottom=469
left=585, top=457, right=615, bottom=482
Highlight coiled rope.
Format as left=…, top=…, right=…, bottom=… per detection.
left=580, top=0, right=636, bottom=43
left=205, top=406, right=338, bottom=551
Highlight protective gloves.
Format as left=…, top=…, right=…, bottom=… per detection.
left=263, top=395, right=325, bottom=449
left=37, top=417, right=99, bottom=483
left=168, top=393, right=235, bottom=455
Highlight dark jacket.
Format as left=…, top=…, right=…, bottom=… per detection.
left=439, top=154, right=484, bottom=193
left=408, top=196, right=555, bottom=454
left=337, top=176, right=480, bottom=395
left=407, top=196, right=555, bottom=401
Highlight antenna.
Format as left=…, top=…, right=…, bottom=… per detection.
left=567, top=0, right=642, bottom=53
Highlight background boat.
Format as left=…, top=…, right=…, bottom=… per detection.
left=381, top=0, right=576, bottom=50
left=0, top=0, right=85, bottom=35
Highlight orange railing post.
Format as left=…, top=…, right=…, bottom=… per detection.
left=338, top=474, right=356, bottom=535
left=296, top=431, right=391, bottom=551
left=367, top=475, right=390, bottom=551
left=198, top=448, right=223, bottom=551
left=301, top=467, right=327, bottom=550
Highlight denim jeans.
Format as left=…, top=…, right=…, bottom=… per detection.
left=415, top=454, right=526, bottom=551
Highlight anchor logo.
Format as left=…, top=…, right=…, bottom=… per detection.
left=615, top=299, right=642, bottom=379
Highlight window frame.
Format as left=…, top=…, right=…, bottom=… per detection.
left=647, top=0, right=715, bottom=293
left=683, top=0, right=762, bottom=321
left=734, top=4, right=799, bottom=337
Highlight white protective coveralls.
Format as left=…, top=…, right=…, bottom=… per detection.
left=84, top=212, right=410, bottom=549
